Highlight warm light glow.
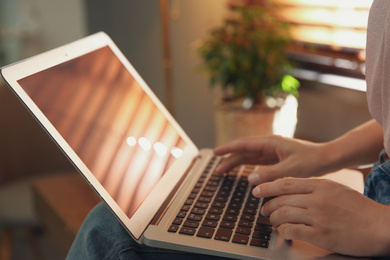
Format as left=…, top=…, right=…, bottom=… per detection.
left=291, top=26, right=367, bottom=50
left=273, top=95, right=298, bottom=138
left=126, top=137, right=137, bottom=146
left=138, top=137, right=152, bottom=151
left=171, top=147, right=183, bottom=158
left=278, top=8, right=369, bottom=29
left=273, top=0, right=372, bottom=50
left=274, top=0, right=373, bottom=8
left=153, top=142, right=168, bottom=156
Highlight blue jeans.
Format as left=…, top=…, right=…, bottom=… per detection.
left=364, top=149, right=390, bottom=205
left=66, top=201, right=227, bottom=260
left=67, top=152, right=390, bottom=260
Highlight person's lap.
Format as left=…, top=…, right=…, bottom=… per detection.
left=66, top=202, right=228, bottom=260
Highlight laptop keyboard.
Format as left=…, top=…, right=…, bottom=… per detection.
left=167, top=157, right=273, bottom=248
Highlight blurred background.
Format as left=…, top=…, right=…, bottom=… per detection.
left=0, top=0, right=373, bottom=259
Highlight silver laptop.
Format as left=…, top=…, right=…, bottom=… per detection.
left=0, top=32, right=363, bottom=260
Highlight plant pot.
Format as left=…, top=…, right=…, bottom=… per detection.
left=214, top=95, right=298, bottom=146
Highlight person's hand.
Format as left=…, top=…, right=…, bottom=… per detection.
left=257, top=178, right=390, bottom=257
left=214, top=135, right=329, bottom=185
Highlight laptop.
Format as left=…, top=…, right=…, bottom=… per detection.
left=1, top=32, right=366, bottom=260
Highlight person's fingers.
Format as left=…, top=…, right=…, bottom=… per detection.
left=214, top=137, right=268, bottom=155
left=248, top=166, right=278, bottom=185
left=247, top=161, right=292, bottom=185
left=215, top=153, right=255, bottom=174
left=280, top=224, right=316, bottom=242
left=269, top=206, right=312, bottom=228
left=261, top=194, right=309, bottom=217
left=252, top=178, right=316, bottom=198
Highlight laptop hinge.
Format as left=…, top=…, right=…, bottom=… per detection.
left=150, top=156, right=201, bottom=225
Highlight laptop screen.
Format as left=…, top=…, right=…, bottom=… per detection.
left=17, top=46, right=187, bottom=218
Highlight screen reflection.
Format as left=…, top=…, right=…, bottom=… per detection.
left=18, top=46, right=186, bottom=217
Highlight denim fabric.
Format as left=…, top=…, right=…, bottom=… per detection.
left=66, top=202, right=228, bottom=260
left=364, top=149, right=390, bottom=205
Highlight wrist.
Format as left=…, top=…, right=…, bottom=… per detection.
left=314, top=141, right=344, bottom=175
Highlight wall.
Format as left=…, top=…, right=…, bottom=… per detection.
left=295, top=82, right=372, bottom=142
left=0, top=0, right=87, bottom=66
left=85, top=0, right=228, bottom=148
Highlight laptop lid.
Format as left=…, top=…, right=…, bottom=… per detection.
left=0, top=32, right=199, bottom=240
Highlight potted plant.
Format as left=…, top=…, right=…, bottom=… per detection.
left=197, top=2, right=299, bottom=145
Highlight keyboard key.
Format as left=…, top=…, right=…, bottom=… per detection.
left=257, top=216, right=272, bottom=226
left=207, top=180, right=219, bottom=186
left=204, top=186, right=217, bottom=192
left=228, top=202, right=242, bottom=209
left=223, top=214, right=237, bottom=222
left=176, top=211, right=187, bottom=218
left=195, top=202, right=209, bottom=209
left=232, top=233, right=249, bottom=245
left=250, top=238, right=269, bottom=248
left=195, top=183, right=203, bottom=188
left=254, top=224, right=272, bottom=234
left=179, top=227, right=196, bottom=236
left=168, top=225, right=179, bottom=233
left=192, top=188, right=201, bottom=194
left=238, top=220, right=253, bottom=228
left=220, top=220, right=235, bottom=229
left=205, top=213, right=220, bottom=221
left=209, top=175, right=221, bottom=182
left=231, top=197, right=244, bottom=204
left=243, top=208, right=256, bottom=215
left=241, top=214, right=255, bottom=222
left=225, top=208, right=240, bottom=215
left=184, top=199, right=194, bottom=205
left=219, top=185, right=232, bottom=192
left=211, top=201, right=225, bottom=208
left=198, top=177, right=206, bottom=183
left=233, top=191, right=246, bottom=198
left=252, top=231, right=271, bottom=241
left=201, top=191, right=214, bottom=197
left=191, top=208, right=206, bottom=215
left=184, top=220, right=199, bottom=228
left=209, top=207, right=223, bottom=214
left=198, top=196, right=212, bottom=203
left=245, top=202, right=259, bottom=209
left=187, top=213, right=202, bottom=221
left=217, top=190, right=230, bottom=197
left=215, top=196, right=228, bottom=202
left=236, top=227, right=251, bottom=235
left=189, top=193, right=198, bottom=200
left=202, top=219, right=218, bottom=228
left=181, top=205, right=190, bottom=212
left=172, top=218, right=183, bottom=225
left=247, top=196, right=260, bottom=203
left=197, top=226, right=215, bottom=238
left=215, top=228, right=232, bottom=241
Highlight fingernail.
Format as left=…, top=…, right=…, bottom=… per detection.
left=248, top=173, right=260, bottom=184
left=252, top=186, right=261, bottom=197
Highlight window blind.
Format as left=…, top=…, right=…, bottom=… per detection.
left=229, top=0, right=372, bottom=84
